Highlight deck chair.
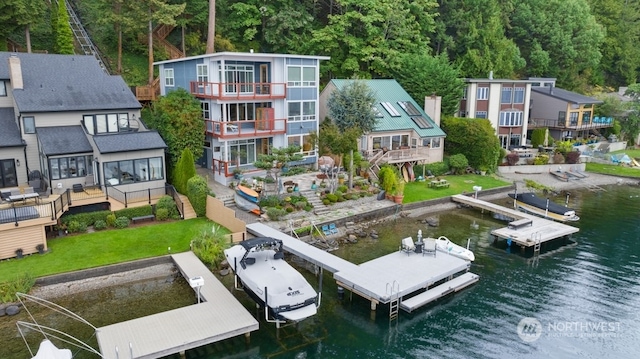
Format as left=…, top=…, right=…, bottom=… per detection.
left=400, top=237, right=415, bottom=256
left=423, top=238, right=437, bottom=257
left=321, top=225, right=332, bottom=236
left=329, top=223, right=339, bottom=235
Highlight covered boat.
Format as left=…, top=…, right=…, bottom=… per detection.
left=433, top=236, right=475, bottom=262
left=224, top=237, right=320, bottom=326
left=234, top=185, right=261, bottom=215
left=508, top=192, right=579, bottom=222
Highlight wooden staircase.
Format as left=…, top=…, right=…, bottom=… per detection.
left=135, top=25, right=183, bottom=103
left=178, top=194, right=197, bottom=220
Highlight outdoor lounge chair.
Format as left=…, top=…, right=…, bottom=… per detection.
left=423, top=238, right=437, bottom=257
left=329, top=223, right=339, bottom=235
left=321, top=225, right=332, bottom=236
left=400, top=237, right=415, bottom=256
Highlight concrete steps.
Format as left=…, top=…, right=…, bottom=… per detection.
left=300, top=190, right=331, bottom=215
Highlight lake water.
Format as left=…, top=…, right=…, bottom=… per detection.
left=2, top=184, right=638, bottom=359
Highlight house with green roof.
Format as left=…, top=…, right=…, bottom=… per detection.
left=319, top=79, right=445, bottom=179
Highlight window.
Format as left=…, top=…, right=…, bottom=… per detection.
left=499, top=135, right=509, bottom=149
left=225, top=103, right=261, bottom=122
left=475, top=111, right=487, bottom=119
left=201, top=102, right=210, bottom=120
left=288, top=101, right=316, bottom=121
left=381, top=102, right=401, bottom=117
left=287, top=66, right=316, bottom=87
left=224, top=65, right=254, bottom=93
left=499, top=111, right=523, bottom=126
left=431, top=137, right=441, bottom=148
left=461, top=87, right=467, bottom=100
left=582, top=112, right=591, bottom=124
left=569, top=112, right=579, bottom=126
left=501, top=88, right=512, bottom=103
left=49, top=155, right=93, bottom=180
left=164, top=68, right=174, bottom=87
left=228, top=139, right=256, bottom=165
left=196, top=64, right=208, bottom=87
left=398, top=101, right=422, bottom=116
left=103, top=157, right=163, bottom=185
left=0, top=159, right=18, bottom=187
left=83, top=113, right=130, bottom=134
left=288, top=134, right=314, bottom=156
left=510, top=134, right=521, bottom=148
left=0, top=81, right=6, bottom=96
left=477, top=87, right=489, bottom=100
left=23, top=116, right=35, bottom=134
left=412, top=116, right=432, bottom=129
left=513, top=87, right=525, bottom=103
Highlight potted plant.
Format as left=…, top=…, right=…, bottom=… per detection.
left=338, top=173, right=345, bottom=185
left=359, top=160, right=371, bottom=178
left=378, top=166, right=397, bottom=200
left=15, top=248, right=23, bottom=259
left=479, top=165, right=489, bottom=176
left=392, top=178, right=405, bottom=204
left=36, top=243, right=45, bottom=254
left=233, top=167, right=244, bottom=180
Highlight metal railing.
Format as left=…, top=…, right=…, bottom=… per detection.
left=528, top=118, right=614, bottom=130
left=204, top=118, right=287, bottom=138
left=190, top=82, right=286, bottom=100
left=165, top=185, right=184, bottom=219
left=105, top=185, right=167, bottom=208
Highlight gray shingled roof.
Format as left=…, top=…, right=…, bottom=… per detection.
left=37, top=126, right=93, bottom=155
left=532, top=86, right=603, bottom=105
left=93, top=131, right=167, bottom=154
left=0, top=108, right=24, bottom=148
left=325, top=79, right=446, bottom=138
left=0, top=52, right=141, bottom=113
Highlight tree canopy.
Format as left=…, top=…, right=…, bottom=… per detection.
left=441, top=117, right=502, bottom=170
left=327, top=80, right=377, bottom=135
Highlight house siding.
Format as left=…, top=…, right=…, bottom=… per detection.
left=0, top=224, right=45, bottom=259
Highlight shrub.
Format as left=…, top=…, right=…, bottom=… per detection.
left=531, top=128, right=547, bottom=148
left=415, top=161, right=449, bottom=177
left=377, top=166, right=397, bottom=194
left=106, top=213, right=116, bottom=227
left=259, top=195, right=282, bottom=208
left=114, top=206, right=153, bottom=220
left=344, top=193, right=352, bottom=200
left=67, top=220, right=87, bottom=233
left=337, top=185, right=348, bottom=193
left=285, top=207, right=294, bottom=213
left=61, top=210, right=111, bottom=227
left=351, top=193, right=360, bottom=200
left=322, top=198, right=330, bottom=205
left=304, top=205, right=313, bottom=211
left=533, top=154, right=550, bottom=165
left=565, top=151, right=581, bottom=164
left=93, top=220, right=107, bottom=230
left=294, top=201, right=306, bottom=210
left=155, top=208, right=169, bottom=221
left=553, top=152, right=565, bottom=164
left=191, top=224, right=229, bottom=269
left=326, top=193, right=338, bottom=203
left=266, top=208, right=287, bottom=221
left=115, top=216, right=130, bottom=229
left=448, top=153, right=469, bottom=174
left=506, top=152, right=520, bottom=166
left=555, top=140, right=574, bottom=155
left=156, top=195, right=179, bottom=219
left=0, top=273, right=35, bottom=304
left=187, top=175, right=209, bottom=217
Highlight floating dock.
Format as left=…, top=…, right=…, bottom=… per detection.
left=96, top=252, right=259, bottom=359
left=451, top=194, right=579, bottom=248
left=247, top=223, right=478, bottom=315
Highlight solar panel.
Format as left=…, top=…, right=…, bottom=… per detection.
left=380, top=102, right=401, bottom=117
left=398, top=101, right=422, bottom=116
left=412, top=116, right=432, bottom=129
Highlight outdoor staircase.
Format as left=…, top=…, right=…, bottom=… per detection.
left=220, top=194, right=235, bottom=207
left=300, top=190, right=331, bottom=215
left=66, top=0, right=109, bottom=72
left=177, top=194, right=197, bottom=220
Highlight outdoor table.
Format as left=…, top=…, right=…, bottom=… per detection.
left=8, top=193, right=40, bottom=204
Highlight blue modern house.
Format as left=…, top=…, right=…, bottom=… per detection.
left=155, top=52, right=330, bottom=185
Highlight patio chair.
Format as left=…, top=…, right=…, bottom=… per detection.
left=321, top=225, right=332, bottom=236
left=329, top=223, right=339, bottom=235
left=423, top=238, right=437, bottom=257
left=399, top=237, right=415, bottom=256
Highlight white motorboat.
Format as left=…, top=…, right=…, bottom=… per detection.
left=224, top=237, right=320, bottom=326
left=434, top=236, right=475, bottom=262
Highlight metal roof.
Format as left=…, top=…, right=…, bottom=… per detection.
left=0, top=108, right=23, bottom=147
left=92, top=131, right=167, bottom=154
left=0, top=52, right=141, bottom=113
left=531, top=86, right=603, bottom=105
left=325, top=79, right=446, bottom=138
left=37, top=126, right=93, bottom=155
left=154, top=51, right=330, bottom=65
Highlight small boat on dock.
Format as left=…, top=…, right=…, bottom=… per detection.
left=508, top=192, right=579, bottom=222
left=224, top=237, right=320, bottom=326
left=433, top=236, right=475, bottom=262
left=234, top=185, right=261, bottom=215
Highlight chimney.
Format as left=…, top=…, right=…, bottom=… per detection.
left=8, top=54, right=23, bottom=90
left=424, top=94, right=442, bottom=127
left=489, top=71, right=493, bottom=80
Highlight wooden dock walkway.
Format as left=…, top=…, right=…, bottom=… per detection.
left=247, top=223, right=477, bottom=313
left=451, top=194, right=579, bottom=247
left=96, top=252, right=258, bottom=359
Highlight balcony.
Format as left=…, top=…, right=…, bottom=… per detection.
left=528, top=117, right=614, bottom=130
left=205, top=118, right=287, bottom=139
left=190, top=82, right=286, bottom=100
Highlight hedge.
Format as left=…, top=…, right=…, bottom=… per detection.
left=114, top=205, right=153, bottom=219
left=60, top=210, right=111, bottom=227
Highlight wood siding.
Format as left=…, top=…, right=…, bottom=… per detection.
left=205, top=196, right=246, bottom=242
left=0, top=222, right=47, bottom=259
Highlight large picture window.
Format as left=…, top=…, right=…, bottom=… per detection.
left=104, top=157, right=163, bottom=185
left=287, top=66, right=315, bottom=87
left=228, top=140, right=256, bottom=166
left=288, top=134, right=314, bottom=156
left=224, top=65, right=254, bottom=93
left=83, top=114, right=130, bottom=135
left=49, top=155, right=92, bottom=180
left=499, top=111, right=523, bottom=126
left=287, top=101, right=316, bottom=121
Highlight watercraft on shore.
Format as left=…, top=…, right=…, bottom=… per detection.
left=234, top=185, right=261, bottom=215
left=508, top=192, right=579, bottom=222
left=224, top=237, right=320, bottom=326
left=433, top=236, right=475, bottom=262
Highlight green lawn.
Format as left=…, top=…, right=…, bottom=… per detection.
left=0, top=218, right=220, bottom=281
left=610, top=148, right=640, bottom=158
left=403, top=174, right=511, bottom=203
left=585, top=162, right=640, bottom=178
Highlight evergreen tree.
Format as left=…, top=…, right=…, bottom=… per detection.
left=441, top=117, right=502, bottom=170
left=55, top=0, right=74, bottom=54
left=173, top=148, right=196, bottom=194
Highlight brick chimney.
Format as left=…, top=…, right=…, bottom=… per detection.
left=424, top=93, right=442, bottom=126
left=8, top=54, right=23, bottom=90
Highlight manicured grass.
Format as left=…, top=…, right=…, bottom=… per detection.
left=609, top=148, right=640, bottom=158
left=0, top=218, right=224, bottom=281
left=585, top=162, right=640, bottom=178
left=403, top=174, right=511, bottom=203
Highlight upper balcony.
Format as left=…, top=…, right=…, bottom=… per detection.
left=205, top=118, right=287, bottom=139
left=190, top=82, right=286, bottom=100
left=528, top=117, right=614, bottom=130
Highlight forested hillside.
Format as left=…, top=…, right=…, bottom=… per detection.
left=2, top=0, right=639, bottom=93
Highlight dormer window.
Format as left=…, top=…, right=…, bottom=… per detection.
left=83, top=113, right=132, bottom=135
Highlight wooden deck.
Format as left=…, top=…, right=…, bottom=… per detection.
left=247, top=223, right=477, bottom=313
left=451, top=194, right=580, bottom=247
left=96, top=252, right=258, bottom=359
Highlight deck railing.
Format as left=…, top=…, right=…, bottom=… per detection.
left=190, top=82, right=286, bottom=100
left=204, top=118, right=287, bottom=139
left=528, top=118, right=614, bottom=130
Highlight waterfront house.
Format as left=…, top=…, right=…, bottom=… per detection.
left=154, top=51, right=330, bottom=185
left=319, top=79, right=445, bottom=179
left=0, top=52, right=168, bottom=259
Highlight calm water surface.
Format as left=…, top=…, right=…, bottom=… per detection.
left=2, top=185, right=638, bottom=359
